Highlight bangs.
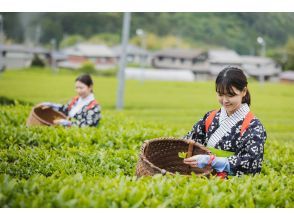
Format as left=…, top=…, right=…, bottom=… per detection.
left=216, top=82, right=237, bottom=96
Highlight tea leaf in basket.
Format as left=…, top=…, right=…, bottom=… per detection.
left=178, top=152, right=187, bottom=159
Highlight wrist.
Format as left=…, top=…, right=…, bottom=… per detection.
left=208, top=155, right=216, bottom=166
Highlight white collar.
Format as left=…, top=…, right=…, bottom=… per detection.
left=207, top=103, right=250, bottom=147
left=78, top=93, right=95, bottom=104
left=219, top=104, right=250, bottom=124
left=68, top=93, right=95, bottom=118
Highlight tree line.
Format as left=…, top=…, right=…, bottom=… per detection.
left=1, top=12, right=294, bottom=69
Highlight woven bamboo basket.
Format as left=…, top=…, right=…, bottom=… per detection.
left=26, top=104, right=67, bottom=126
left=136, top=138, right=213, bottom=177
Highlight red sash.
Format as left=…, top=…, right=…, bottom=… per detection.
left=205, top=109, right=254, bottom=137
left=67, top=96, right=98, bottom=111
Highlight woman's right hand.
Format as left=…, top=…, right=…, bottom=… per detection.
left=184, top=155, right=211, bottom=168
left=40, top=102, right=53, bottom=107
left=38, top=102, right=52, bottom=109
left=53, top=119, right=71, bottom=127
left=39, top=102, right=61, bottom=110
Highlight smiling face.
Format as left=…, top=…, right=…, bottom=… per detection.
left=75, top=80, right=92, bottom=99
left=217, top=86, right=247, bottom=116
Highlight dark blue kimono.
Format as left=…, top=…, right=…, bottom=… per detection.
left=184, top=110, right=267, bottom=176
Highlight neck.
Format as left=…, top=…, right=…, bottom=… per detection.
left=226, top=104, right=242, bottom=116
left=80, top=93, right=92, bottom=100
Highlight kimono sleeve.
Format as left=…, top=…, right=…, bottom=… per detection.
left=183, top=111, right=211, bottom=145
left=57, top=102, right=70, bottom=116
left=71, top=105, right=102, bottom=127
left=227, top=119, right=267, bottom=176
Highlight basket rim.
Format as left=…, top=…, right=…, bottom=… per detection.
left=32, top=105, right=67, bottom=125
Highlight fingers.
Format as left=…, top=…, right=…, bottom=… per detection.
left=183, top=155, right=200, bottom=168
left=183, top=158, right=197, bottom=167
left=183, top=155, right=197, bottom=162
left=183, top=160, right=197, bottom=168
left=53, top=119, right=61, bottom=124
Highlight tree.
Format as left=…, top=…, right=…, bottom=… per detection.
left=285, top=37, right=294, bottom=70
left=60, top=35, right=85, bottom=48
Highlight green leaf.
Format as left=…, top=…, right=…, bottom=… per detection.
left=178, top=152, right=187, bottom=159
left=207, top=147, right=234, bottom=157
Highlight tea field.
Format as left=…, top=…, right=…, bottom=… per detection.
left=0, top=68, right=293, bottom=207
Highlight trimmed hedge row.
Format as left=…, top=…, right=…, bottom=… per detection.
left=0, top=104, right=293, bottom=207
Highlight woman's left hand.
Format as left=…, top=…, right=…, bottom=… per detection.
left=183, top=154, right=212, bottom=168
left=53, top=119, right=71, bottom=126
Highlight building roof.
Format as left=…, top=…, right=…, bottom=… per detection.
left=241, top=55, right=275, bottom=65
left=62, top=43, right=116, bottom=57
left=208, top=49, right=242, bottom=64
left=0, top=44, right=49, bottom=54
left=153, top=48, right=204, bottom=59
left=58, top=60, right=116, bottom=70
left=241, top=55, right=281, bottom=76
left=112, top=44, right=150, bottom=56
left=50, top=51, right=68, bottom=60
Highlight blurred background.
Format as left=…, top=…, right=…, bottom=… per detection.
left=0, top=12, right=293, bottom=82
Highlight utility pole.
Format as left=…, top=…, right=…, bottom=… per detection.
left=116, top=12, right=131, bottom=110
left=257, top=36, right=266, bottom=84
left=136, top=28, right=146, bottom=83
left=50, top=38, right=57, bottom=73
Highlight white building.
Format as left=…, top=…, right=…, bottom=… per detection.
left=279, top=71, right=294, bottom=83
left=112, top=44, right=151, bottom=66
left=151, top=48, right=206, bottom=71
left=0, top=44, right=48, bottom=70
left=59, top=43, right=117, bottom=70
left=241, top=55, right=282, bottom=81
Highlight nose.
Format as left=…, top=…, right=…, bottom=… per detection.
left=223, top=96, right=230, bottom=104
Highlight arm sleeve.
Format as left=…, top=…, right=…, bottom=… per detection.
left=227, top=120, right=267, bottom=176
left=57, top=103, right=70, bottom=116
left=71, top=105, right=102, bottom=127
left=211, top=157, right=231, bottom=173
left=183, top=111, right=210, bottom=145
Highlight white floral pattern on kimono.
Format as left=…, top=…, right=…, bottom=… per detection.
left=58, top=101, right=101, bottom=127
left=184, top=109, right=267, bottom=176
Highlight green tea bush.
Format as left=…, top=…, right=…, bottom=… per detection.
left=0, top=104, right=293, bottom=207
left=0, top=68, right=293, bottom=207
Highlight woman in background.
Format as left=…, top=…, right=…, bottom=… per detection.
left=41, top=74, right=101, bottom=127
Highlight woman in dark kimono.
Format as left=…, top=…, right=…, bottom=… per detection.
left=41, top=74, right=101, bottom=127
left=183, top=67, right=267, bottom=177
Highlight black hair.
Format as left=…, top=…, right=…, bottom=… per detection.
left=215, top=66, right=251, bottom=106
left=75, top=74, right=94, bottom=92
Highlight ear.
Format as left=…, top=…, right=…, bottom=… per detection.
left=242, top=87, right=247, bottom=97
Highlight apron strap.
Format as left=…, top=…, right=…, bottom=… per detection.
left=205, top=110, right=254, bottom=137
left=205, top=110, right=218, bottom=133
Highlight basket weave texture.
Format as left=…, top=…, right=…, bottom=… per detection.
left=26, top=105, right=67, bottom=126
left=136, top=138, right=213, bottom=177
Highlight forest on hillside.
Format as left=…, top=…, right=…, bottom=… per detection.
left=1, top=13, right=293, bottom=52
left=1, top=12, right=294, bottom=69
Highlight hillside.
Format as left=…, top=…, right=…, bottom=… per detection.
left=2, top=12, right=294, bottom=54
